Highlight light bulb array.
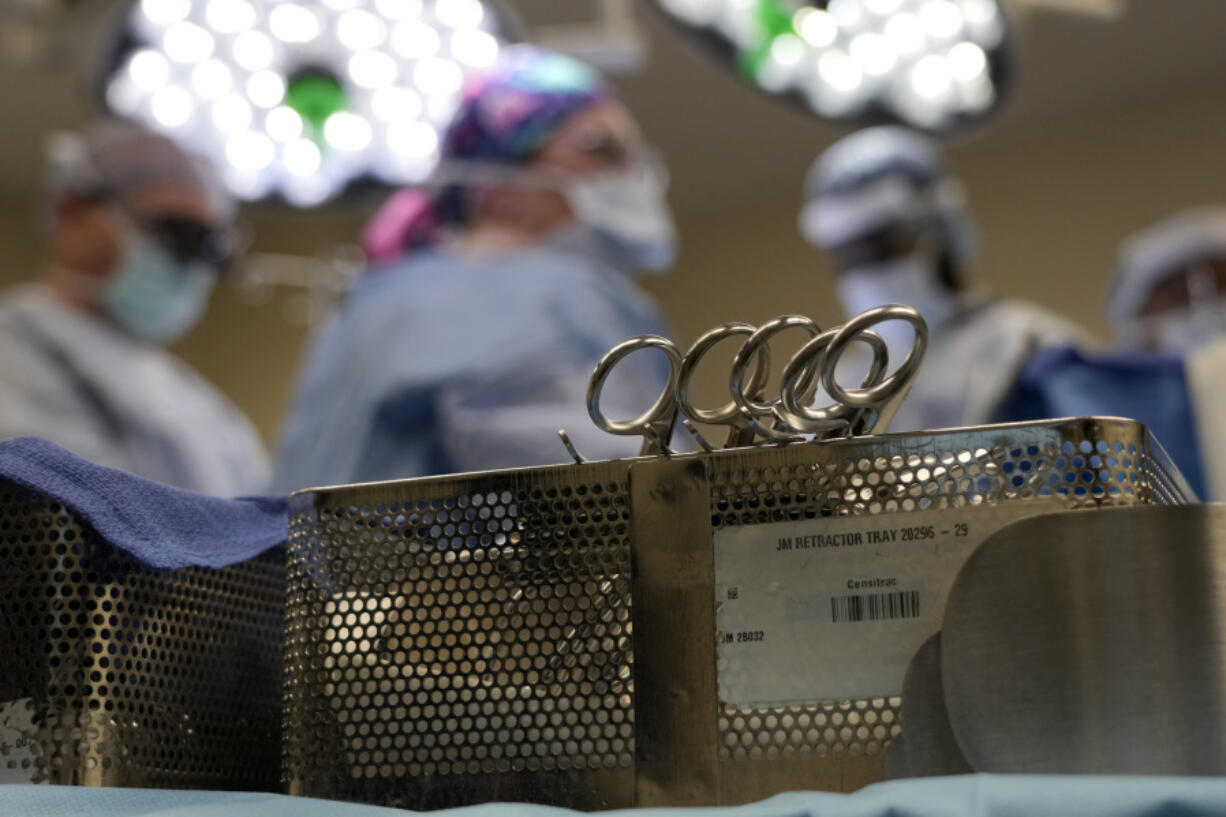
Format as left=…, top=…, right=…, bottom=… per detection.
left=104, top=0, right=510, bottom=206
left=655, top=0, right=1009, bottom=131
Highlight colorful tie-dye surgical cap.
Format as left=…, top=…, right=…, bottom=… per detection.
left=363, top=45, right=610, bottom=263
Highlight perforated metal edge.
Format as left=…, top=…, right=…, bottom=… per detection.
left=0, top=481, right=284, bottom=790
left=283, top=460, right=637, bottom=810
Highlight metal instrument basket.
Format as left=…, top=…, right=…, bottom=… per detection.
left=283, top=417, right=1193, bottom=810
left=0, top=480, right=285, bottom=790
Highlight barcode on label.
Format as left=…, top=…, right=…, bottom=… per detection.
left=830, top=590, right=920, bottom=623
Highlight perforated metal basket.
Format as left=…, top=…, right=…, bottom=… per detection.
left=0, top=480, right=284, bottom=790
left=283, top=417, right=1194, bottom=810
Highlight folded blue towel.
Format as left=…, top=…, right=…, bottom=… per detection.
left=0, top=436, right=287, bottom=571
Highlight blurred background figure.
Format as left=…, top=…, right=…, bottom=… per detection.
left=1107, top=207, right=1226, bottom=354
left=996, top=207, right=1226, bottom=501
left=799, top=126, right=1094, bottom=433
left=272, top=45, right=677, bottom=491
left=0, top=121, right=268, bottom=495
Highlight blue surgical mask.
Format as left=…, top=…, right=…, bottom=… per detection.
left=104, top=234, right=217, bottom=344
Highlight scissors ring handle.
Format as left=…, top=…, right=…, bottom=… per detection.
left=677, top=322, right=768, bottom=426
left=730, top=315, right=821, bottom=441
left=587, top=335, right=683, bottom=436
left=729, top=315, right=821, bottom=415
left=822, top=305, right=928, bottom=408
left=780, top=328, right=889, bottom=431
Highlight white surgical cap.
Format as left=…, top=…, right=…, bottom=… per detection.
left=799, top=126, right=973, bottom=261
left=45, top=120, right=233, bottom=220
left=1107, top=207, right=1226, bottom=320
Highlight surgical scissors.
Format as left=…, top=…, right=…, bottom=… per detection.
left=574, top=305, right=928, bottom=459
left=584, top=323, right=771, bottom=456
left=779, top=304, right=926, bottom=437
left=728, top=314, right=825, bottom=443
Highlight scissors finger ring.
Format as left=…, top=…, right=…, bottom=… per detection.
left=780, top=327, right=889, bottom=433
left=730, top=315, right=822, bottom=441
left=821, top=305, right=927, bottom=408
left=677, top=322, right=770, bottom=425
left=587, top=335, right=683, bottom=455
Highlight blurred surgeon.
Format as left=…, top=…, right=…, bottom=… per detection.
left=1114, top=209, right=1226, bottom=499
left=0, top=122, right=269, bottom=495
left=273, top=46, right=676, bottom=491
left=800, top=126, right=1092, bottom=432
left=1107, top=207, right=1226, bottom=354
left=998, top=207, right=1226, bottom=501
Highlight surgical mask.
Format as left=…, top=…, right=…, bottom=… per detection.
left=565, top=168, right=678, bottom=274
left=837, top=257, right=957, bottom=356
left=1118, top=299, right=1226, bottom=354
left=104, top=233, right=217, bottom=344
left=431, top=158, right=678, bottom=274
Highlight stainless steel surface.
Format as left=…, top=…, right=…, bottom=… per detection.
left=628, top=458, right=718, bottom=806
left=283, top=460, right=637, bottom=810
left=942, top=504, right=1226, bottom=775
left=284, top=417, right=1193, bottom=810
left=897, top=634, right=971, bottom=777
left=882, top=734, right=909, bottom=780
left=701, top=417, right=1190, bottom=800
left=0, top=480, right=284, bottom=790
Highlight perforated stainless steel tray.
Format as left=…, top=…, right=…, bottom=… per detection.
left=283, top=417, right=1194, bottom=809
left=0, top=480, right=284, bottom=790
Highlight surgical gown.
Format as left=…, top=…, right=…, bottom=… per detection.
left=0, top=284, right=269, bottom=496
left=996, top=337, right=1226, bottom=502
left=272, top=245, right=673, bottom=492
left=889, top=296, right=1095, bottom=433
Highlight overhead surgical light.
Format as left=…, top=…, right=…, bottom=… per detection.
left=101, top=0, right=517, bottom=206
left=652, top=0, right=1011, bottom=132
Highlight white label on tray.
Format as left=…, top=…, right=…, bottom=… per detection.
left=713, top=503, right=1064, bottom=707
left=0, top=698, right=40, bottom=784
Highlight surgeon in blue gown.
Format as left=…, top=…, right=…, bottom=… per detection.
left=273, top=47, right=677, bottom=491
left=996, top=207, right=1226, bottom=501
